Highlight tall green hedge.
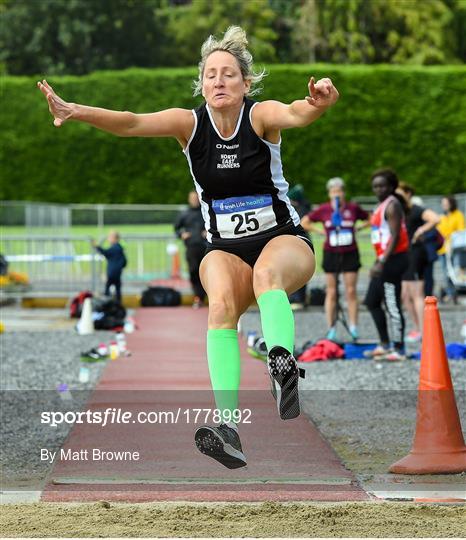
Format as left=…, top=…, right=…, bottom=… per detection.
left=1, top=65, right=465, bottom=203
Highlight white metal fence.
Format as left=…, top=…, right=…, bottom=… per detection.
left=2, top=196, right=464, bottom=297
left=0, top=231, right=452, bottom=298
left=0, top=234, right=187, bottom=295
left=2, top=196, right=466, bottom=227
left=1, top=201, right=186, bottom=228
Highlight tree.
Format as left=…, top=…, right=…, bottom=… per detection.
left=374, top=0, right=456, bottom=64
left=292, top=0, right=321, bottom=63
left=0, top=0, right=167, bottom=75
left=0, top=0, right=463, bottom=75
left=287, top=0, right=459, bottom=65
left=156, top=0, right=278, bottom=67
left=447, top=0, right=466, bottom=61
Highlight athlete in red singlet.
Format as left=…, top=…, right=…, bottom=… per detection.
left=364, top=169, right=409, bottom=361
left=371, top=195, right=409, bottom=259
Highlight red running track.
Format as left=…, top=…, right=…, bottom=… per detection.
left=42, top=307, right=368, bottom=502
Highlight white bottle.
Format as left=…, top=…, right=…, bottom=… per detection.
left=247, top=331, right=257, bottom=347
left=79, top=365, right=90, bottom=383
left=461, top=320, right=466, bottom=344
left=116, top=332, right=127, bottom=355
left=124, top=317, right=135, bottom=334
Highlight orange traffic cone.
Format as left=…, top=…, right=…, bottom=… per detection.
left=171, top=250, right=181, bottom=279
left=389, top=296, right=466, bottom=474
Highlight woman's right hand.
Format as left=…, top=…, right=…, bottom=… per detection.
left=37, top=79, right=74, bottom=127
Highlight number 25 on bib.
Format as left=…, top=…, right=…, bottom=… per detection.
left=212, top=195, right=277, bottom=239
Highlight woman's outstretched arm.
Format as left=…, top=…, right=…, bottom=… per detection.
left=37, top=80, right=193, bottom=144
left=253, top=77, right=339, bottom=136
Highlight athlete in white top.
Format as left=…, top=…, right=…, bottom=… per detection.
left=38, top=26, right=339, bottom=469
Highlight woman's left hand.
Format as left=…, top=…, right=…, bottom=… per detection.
left=412, top=229, right=423, bottom=244
left=306, top=77, right=339, bottom=109
left=370, top=260, right=384, bottom=278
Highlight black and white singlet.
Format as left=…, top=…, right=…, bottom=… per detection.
left=183, top=97, right=301, bottom=245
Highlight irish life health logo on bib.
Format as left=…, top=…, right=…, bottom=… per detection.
left=212, top=195, right=277, bottom=239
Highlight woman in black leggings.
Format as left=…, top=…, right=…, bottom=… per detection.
left=364, top=169, right=409, bottom=361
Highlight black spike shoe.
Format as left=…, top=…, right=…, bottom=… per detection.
left=195, top=424, right=247, bottom=469
left=267, top=345, right=301, bottom=420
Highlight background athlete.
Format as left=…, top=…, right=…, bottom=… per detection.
left=397, top=182, right=440, bottom=343
left=365, top=169, right=409, bottom=362
left=38, top=26, right=339, bottom=469
left=301, top=177, right=369, bottom=341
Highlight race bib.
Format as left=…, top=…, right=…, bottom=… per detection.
left=371, top=227, right=381, bottom=245
left=329, top=229, right=353, bottom=247
left=212, top=194, right=277, bottom=239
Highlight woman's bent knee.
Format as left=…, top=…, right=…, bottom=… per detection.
left=253, top=265, right=281, bottom=295
left=208, top=297, right=241, bottom=329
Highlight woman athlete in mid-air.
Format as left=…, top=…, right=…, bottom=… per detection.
left=38, top=26, right=339, bottom=469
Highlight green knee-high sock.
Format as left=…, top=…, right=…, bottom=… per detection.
left=207, top=329, right=241, bottom=423
left=257, top=289, right=294, bottom=353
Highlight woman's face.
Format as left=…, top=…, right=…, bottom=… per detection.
left=202, top=51, right=250, bottom=110
left=372, top=175, right=392, bottom=202
left=441, top=197, right=450, bottom=212
left=328, top=186, right=344, bottom=202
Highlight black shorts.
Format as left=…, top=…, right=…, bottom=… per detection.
left=204, top=222, right=314, bottom=268
left=322, top=249, right=361, bottom=273
left=402, top=245, right=428, bottom=281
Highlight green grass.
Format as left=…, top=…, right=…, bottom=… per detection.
left=1, top=224, right=173, bottom=237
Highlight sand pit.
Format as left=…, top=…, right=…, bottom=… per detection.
left=1, top=501, right=465, bottom=537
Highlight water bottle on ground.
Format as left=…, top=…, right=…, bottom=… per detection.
left=110, top=341, right=119, bottom=360
left=116, top=332, right=128, bottom=356
left=124, top=317, right=135, bottom=333
left=247, top=331, right=257, bottom=348
left=78, top=364, right=90, bottom=383
left=461, top=320, right=466, bottom=344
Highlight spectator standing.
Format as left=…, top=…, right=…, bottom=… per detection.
left=92, top=230, right=127, bottom=304
left=0, top=254, right=8, bottom=276
left=415, top=195, right=436, bottom=297
left=174, top=190, right=207, bottom=308
left=437, top=196, right=465, bottom=304
left=301, top=177, right=369, bottom=340
left=397, top=183, right=440, bottom=343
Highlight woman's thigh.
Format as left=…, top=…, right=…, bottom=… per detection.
left=200, top=250, right=255, bottom=328
left=253, top=235, right=316, bottom=296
